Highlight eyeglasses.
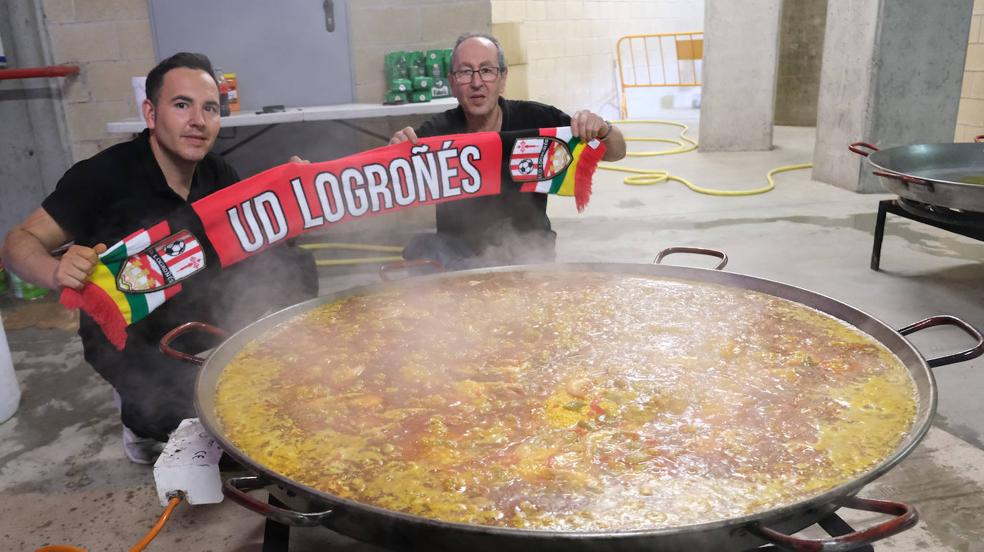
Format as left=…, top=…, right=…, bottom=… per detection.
left=450, top=66, right=502, bottom=84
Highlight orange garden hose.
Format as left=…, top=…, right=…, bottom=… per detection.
left=35, top=495, right=183, bottom=552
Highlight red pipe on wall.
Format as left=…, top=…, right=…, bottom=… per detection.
left=0, top=65, right=80, bottom=81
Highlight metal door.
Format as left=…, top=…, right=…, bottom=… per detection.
left=149, top=0, right=353, bottom=110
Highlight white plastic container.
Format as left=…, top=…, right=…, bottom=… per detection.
left=0, top=313, right=21, bottom=423
left=132, top=76, right=147, bottom=119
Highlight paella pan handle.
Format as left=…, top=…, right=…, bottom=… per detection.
left=847, top=142, right=879, bottom=157
left=749, top=496, right=917, bottom=551
left=378, top=258, right=446, bottom=281
left=224, top=475, right=334, bottom=527
left=653, top=247, right=728, bottom=270
left=871, top=170, right=929, bottom=186
left=898, top=315, right=984, bottom=368
left=159, top=321, right=230, bottom=366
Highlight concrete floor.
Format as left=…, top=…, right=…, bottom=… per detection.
left=2, top=122, right=984, bottom=551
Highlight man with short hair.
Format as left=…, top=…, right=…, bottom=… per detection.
left=1, top=52, right=316, bottom=463
left=391, top=32, right=626, bottom=267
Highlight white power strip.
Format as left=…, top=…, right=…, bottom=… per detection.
left=153, top=418, right=224, bottom=506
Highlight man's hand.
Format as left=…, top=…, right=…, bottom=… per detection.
left=572, top=109, right=626, bottom=161
left=53, top=243, right=107, bottom=290
left=288, top=155, right=310, bottom=164
left=389, top=126, right=420, bottom=145
left=570, top=110, right=611, bottom=142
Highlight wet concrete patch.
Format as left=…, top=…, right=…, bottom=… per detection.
left=1, top=295, right=79, bottom=332
left=616, top=198, right=647, bottom=209
left=687, top=212, right=984, bottom=264
left=0, top=328, right=115, bottom=476
left=869, top=434, right=984, bottom=550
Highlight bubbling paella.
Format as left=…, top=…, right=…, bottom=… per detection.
left=214, top=271, right=917, bottom=531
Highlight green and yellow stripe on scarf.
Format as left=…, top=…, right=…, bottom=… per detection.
left=60, top=221, right=190, bottom=344
left=513, top=127, right=605, bottom=212
left=60, top=127, right=606, bottom=350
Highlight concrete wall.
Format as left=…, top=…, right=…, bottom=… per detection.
left=813, top=0, right=971, bottom=193
left=489, top=0, right=705, bottom=116
left=810, top=1, right=879, bottom=192
left=955, top=0, right=984, bottom=142
left=774, top=0, right=826, bottom=127
left=699, top=0, right=783, bottom=151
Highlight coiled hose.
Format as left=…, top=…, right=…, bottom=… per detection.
left=599, top=119, right=812, bottom=196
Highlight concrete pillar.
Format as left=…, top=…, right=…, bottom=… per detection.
left=0, top=0, right=73, bottom=240
left=813, top=0, right=973, bottom=193
left=699, top=0, right=784, bottom=152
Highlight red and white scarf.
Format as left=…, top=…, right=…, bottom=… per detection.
left=61, top=128, right=605, bottom=349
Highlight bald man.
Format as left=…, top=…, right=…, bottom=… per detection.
left=391, top=32, right=626, bottom=268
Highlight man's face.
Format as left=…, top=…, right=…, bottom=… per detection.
left=144, top=67, right=220, bottom=165
left=450, top=37, right=507, bottom=120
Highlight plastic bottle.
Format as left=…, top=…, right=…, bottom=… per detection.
left=10, top=272, right=48, bottom=301
left=215, top=69, right=231, bottom=117
left=223, top=72, right=240, bottom=113
left=0, top=313, right=20, bottom=423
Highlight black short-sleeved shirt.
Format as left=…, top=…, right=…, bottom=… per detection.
left=43, top=130, right=316, bottom=367
left=417, top=98, right=571, bottom=253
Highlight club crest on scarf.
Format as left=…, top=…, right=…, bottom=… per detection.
left=509, top=137, right=573, bottom=183
left=116, top=230, right=205, bottom=293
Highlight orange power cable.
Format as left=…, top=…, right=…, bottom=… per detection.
left=129, top=495, right=183, bottom=552
left=35, top=494, right=184, bottom=552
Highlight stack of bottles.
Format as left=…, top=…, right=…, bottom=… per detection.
left=214, top=69, right=240, bottom=116
left=383, top=49, right=452, bottom=105
left=0, top=261, right=48, bottom=301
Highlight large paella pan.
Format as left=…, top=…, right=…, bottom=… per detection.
left=165, top=255, right=983, bottom=551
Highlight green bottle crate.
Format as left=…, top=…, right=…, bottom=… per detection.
left=409, top=90, right=432, bottom=103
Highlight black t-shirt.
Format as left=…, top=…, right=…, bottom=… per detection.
left=417, top=98, right=571, bottom=253
left=42, top=130, right=317, bottom=368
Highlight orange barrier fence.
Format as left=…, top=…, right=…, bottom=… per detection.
left=615, top=32, right=703, bottom=118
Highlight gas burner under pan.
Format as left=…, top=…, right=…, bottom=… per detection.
left=871, top=198, right=984, bottom=270
left=897, top=198, right=984, bottom=229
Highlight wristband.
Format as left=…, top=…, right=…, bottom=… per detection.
left=599, top=120, right=612, bottom=141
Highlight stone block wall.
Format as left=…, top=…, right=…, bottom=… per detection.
left=490, top=0, right=705, bottom=116
left=349, top=0, right=490, bottom=103
left=956, top=0, right=984, bottom=141
left=774, top=0, right=827, bottom=127
left=40, top=0, right=155, bottom=161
